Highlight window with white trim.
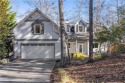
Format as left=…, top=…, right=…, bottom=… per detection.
left=78, top=44, right=83, bottom=53
left=76, top=24, right=86, bottom=33
left=66, top=25, right=70, bottom=32
left=34, top=24, right=42, bottom=34
left=79, top=44, right=82, bottom=53
left=78, top=24, right=85, bottom=32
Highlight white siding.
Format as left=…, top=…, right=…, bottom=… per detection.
left=13, top=10, right=61, bottom=59
left=69, top=42, right=76, bottom=53
left=13, top=22, right=59, bottom=39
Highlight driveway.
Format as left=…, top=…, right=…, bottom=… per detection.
left=0, top=59, right=56, bottom=83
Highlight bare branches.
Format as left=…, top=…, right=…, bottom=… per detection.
left=24, top=0, right=59, bottom=23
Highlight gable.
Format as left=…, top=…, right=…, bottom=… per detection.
left=25, top=10, right=47, bottom=21
left=13, top=9, right=60, bottom=40
left=13, top=9, right=59, bottom=32
left=79, top=20, right=87, bottom=27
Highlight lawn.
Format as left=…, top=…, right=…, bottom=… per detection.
left=51, top=54, right=125, bottom=83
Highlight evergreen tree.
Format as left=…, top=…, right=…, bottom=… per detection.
left=0, top=0, right=16, bottom=59
left=0, top=0, right=16, bottom=42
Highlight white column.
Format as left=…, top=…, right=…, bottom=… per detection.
left=87, top=41, right=89, bottom=55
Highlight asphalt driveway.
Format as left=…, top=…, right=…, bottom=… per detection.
left=0, top=59, right=56, bottom=83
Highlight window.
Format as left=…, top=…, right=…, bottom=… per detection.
left=31, top=20, right=44, bottom=35
left=79, top=44, right=83, bottom=53
left=76, top=24, right=85, bottom=33
left=70, top=26, right=75, bottom=33
left=67, top=25, right=70, bottom=32
left=34, top=24, right=42, bottom=34
left=93, top=43, right=98, bottom=48
left=79, top=25, right=83, bottom=32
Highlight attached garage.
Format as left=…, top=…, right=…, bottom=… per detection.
left=13, top=9, right=61, bottom=59
left=21, top=43, right=55, bottom=59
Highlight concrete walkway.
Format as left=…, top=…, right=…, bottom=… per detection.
left=0, top=59, right=56, bottom=83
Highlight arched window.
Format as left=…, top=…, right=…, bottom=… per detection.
left=31, top=20, right=44, bottom=34
left=34, top=24, right=42, bottom=34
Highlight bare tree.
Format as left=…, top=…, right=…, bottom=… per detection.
left=93, top=0, right=106, bottom=24
left=116, top=0, right=119, bottom=23
left=25, top=0, right=59, bottom=23
left=71, top=0, right=89, bottom=21
left=88, top=0, right=94, bottom=62
left=75, top=0, right=84, bottom=20
left=59, top=0, right=65, bottom=66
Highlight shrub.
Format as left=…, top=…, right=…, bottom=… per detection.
left=94, top=53, right=108, bottom=60
left=1, top=58, right=8, bottom=64
left=115, top=44, right=125, bottom=53
left=101, top=53, right=108, bottom=58
left=70, top=52, right=86, bottom=60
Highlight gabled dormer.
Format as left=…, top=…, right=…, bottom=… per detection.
left=75, top=20, right=87, bottom=34
left=65, top=19, right=88, bottom=34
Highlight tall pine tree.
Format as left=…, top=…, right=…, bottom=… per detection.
left=0, top=0, right=16, bottom=42
left=0, top=0, right=16, bottom=59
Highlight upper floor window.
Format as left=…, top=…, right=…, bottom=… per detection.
left=70, top=26, right=75, bottom=33
left=76, top=24, right=85, bottom=33
left=66, top=25, right=70, bottom=32
left=34, top=24, right=42, bottom=34
left=31, top=19, right=44, bottom=35
left=79, top=25, right=83, bottom=32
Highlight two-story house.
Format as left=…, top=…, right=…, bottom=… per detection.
left=65, top=19, right=107, bottom=55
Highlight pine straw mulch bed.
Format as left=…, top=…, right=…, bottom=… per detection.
left=51, top=54, right=125, bottom=83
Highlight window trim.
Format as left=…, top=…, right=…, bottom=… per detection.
left=66, top=25, right=70, bottom=33
left=78, top=44, right=83, bottom=53
left=76, top=24, right=86, bottom=33
left=33, top=24, right=42, bottom=35
left=31, top=19, right=44, bottom=35
left=78, top=25, right=84, bottom=32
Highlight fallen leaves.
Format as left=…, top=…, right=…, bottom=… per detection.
left=51, top=54, right=125, bottom=82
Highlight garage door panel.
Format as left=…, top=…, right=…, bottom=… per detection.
left=21, top=43, right=54, bottom=59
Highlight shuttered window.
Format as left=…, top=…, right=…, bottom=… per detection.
left=34, top=24, right=42, bottom=34
left=31, top=20, right=44, bottom=35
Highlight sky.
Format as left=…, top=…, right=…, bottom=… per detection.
left=10, top=0, right=76, bottom=22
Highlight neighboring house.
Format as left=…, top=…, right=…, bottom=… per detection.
left=13, top=9, right=61, bottom=59
left=65, top=20, right=107, bottom=55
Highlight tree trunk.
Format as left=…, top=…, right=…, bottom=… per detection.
left=99, top=43, right=102, bottom=54
left=59, top=0, right=65, bottom=66
left=116, top=0, right=119, bottom=23
left=87, top=0, right=94, bottom=63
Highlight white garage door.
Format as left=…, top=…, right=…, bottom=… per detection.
left=21, top=43, right=54, bottom=59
